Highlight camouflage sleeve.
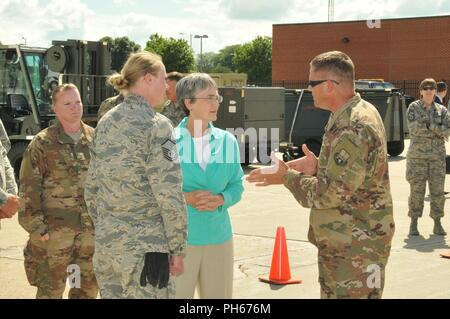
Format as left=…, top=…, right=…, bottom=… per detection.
left=220, top=137, right=244, bottom=208
left=429, top=106, right=450, bottom=138
left=3, top=146, right=17, bottom=195
left=147, top=119, right=187, bottom=256
left=84, top=135, right=99, bottom=226
left=18, top=139, right=47, bottom=235
left=407, top=103, right=430, bottom=136
left=0, top=120, right=11, bottom=152
left=284, top=128, right=369, bottom=209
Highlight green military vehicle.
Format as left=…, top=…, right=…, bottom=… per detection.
left=0, top=39, right=113, bottom=175
left=283, top=88, right=409, bottom=160
left=215, top=87, right=285, bottom=165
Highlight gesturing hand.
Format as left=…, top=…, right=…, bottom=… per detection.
left=286, top=144, right=318, bottom=176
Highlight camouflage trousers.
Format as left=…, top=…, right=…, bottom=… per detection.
left=308, top=217, right=392, bottom=299
left=24, top=228, right=98, bottom=299
left=317, top=251, right=389, bottom=299
left=93, top=244, right=175, bottom=299
left=406, top=158, right=446, bottom=219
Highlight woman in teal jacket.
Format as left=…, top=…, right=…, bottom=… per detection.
left=173, top=73, right=244, bottom=299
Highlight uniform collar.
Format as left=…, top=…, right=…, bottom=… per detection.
left=325, top=93, right=361, bottom=131
left=55, top=121, right=92, bottom=145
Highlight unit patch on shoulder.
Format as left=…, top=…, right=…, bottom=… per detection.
left=334, top=149, right=350, bottom=166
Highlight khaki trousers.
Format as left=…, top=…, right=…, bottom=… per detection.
left=175, top=239, right=233, bottom=299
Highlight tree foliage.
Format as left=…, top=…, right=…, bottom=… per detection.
left=100, top=36, right=141, bottom=72
left=233, top=36, right=272, bottom=83
left=145, top=34, right=195, bottom=73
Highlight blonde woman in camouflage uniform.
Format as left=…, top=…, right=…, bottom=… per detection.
left=248, top=51, right=395, bottom=299
left=406, top=79, right=450, bottom=236
left=19, top=84, right=98, bottom=299
left=85, top=52, right=187, bottom=299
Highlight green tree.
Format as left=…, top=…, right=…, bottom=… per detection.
left=233, top=36, right=272, bottom=83
left=145, top=34, right=195, bottom=73
left=100, top=36, right=141, bottom=72
left=213, top=45, right=241, bottom=72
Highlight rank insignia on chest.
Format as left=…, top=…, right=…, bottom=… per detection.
left=77, top=152, right=86, bottom=160
left=161, top=138, right=177, bottom=162
left=334, top=149, right=350, bottom=166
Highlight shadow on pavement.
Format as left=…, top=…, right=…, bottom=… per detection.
left=403, top=234, right=450, bottom=252
left=388, top=155, right=406, bottom=162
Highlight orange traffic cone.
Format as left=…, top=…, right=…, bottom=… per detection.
left=259, top=226, right=302, bottom=285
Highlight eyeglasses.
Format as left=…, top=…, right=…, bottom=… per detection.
left=421, top=86, right=436, bottom=91
left=308, top=79, right=340, bottom=89
left=191, top=95, right=223, bottom=103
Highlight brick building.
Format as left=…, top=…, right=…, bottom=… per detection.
left=272, top=15, right=450, bottom=96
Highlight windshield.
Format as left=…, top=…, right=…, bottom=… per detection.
left=23, top=52, right=55, bottom=116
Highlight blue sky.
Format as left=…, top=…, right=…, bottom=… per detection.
left=2, top=0, right=450, bottom=53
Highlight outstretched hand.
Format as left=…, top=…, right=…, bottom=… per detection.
left=286, top=144, right=318, bottom=176
left=246, top=153, right=288, bottom=186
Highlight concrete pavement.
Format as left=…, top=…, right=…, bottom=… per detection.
left=0, top=139, right=449, bottom=299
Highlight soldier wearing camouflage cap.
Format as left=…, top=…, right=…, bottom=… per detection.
left=85, top=51, right=187, bottom=299
left=406, top=78, right=450, bottom=236
left=247, top=51, right=395, bottom=299
left=161, top=71, right=187, bottom=127
left=18, top=83, right=98, bottom=299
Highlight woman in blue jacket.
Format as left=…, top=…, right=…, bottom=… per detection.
left=173, top=73, right=244, bottom=299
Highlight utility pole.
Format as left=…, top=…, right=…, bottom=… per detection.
left=328, top=0, right=334, bottom=22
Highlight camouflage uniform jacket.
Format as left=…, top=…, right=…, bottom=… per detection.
left=161, top=100, right=187, bottom=127
left=0, top=119, right=11, bottom=152
left=85, top=94, right=187, bottom=257
left=406, top=99, right=450, bottom=161
left=97, top=94, right=125, bottom=121
left=0, top=143, right=17, bottom=206
left=18, top=121, right=95, bottom=237
left=284, top=94, right=395, bottom=253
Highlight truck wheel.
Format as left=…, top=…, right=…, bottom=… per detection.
left=242, top=145, right=256, bottom=166
left=7, top=142, right=29, bottom=180
left=256, top=145, right=272, bottom=164
left=387, top=140, right=404, bottom=157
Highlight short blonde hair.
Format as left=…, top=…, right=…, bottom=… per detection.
left=108, top=51, right=163, bottom=91
left=51, top=83, right=79, bottom=105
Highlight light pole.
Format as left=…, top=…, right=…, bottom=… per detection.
left=194, top=34, right=208, bottom=71
left=179, top=33, right=192, bottom=48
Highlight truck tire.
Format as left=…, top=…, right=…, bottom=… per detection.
left=256, top=144, right=272, bottom=164
left=241, top=145, right=256, bottom=166
left=387, top=140, right=404, bottom=157
left=7, top=142, right=29, bottom=180
left=446, top=155, right=450, bottom=174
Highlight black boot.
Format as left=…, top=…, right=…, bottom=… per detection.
left=409, top=217, right=419, bottom=236
left=433, top=218, right=447, bottom=236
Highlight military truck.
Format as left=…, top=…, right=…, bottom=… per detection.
left=283, top=88, right=409, bottom=161
left=0, top=39, right=113, bottom=175
left=215, top=87, right=285, bottom=165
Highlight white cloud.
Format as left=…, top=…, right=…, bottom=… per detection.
left=219, top=0, right=295, bottom=21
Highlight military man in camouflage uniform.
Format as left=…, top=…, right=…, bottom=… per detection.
left=19, top=84, right=98, bottom=299
left=406, top=79, right=450, bottom=236
left=97, top=93, right=124, bottom=121
left=0, top=141, right=19, bottom=222
left=247, top=51, right=394, bottom=299
left=161, top=72, right=186, bottom=127
left=85, top=51, right=187, bottom=299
